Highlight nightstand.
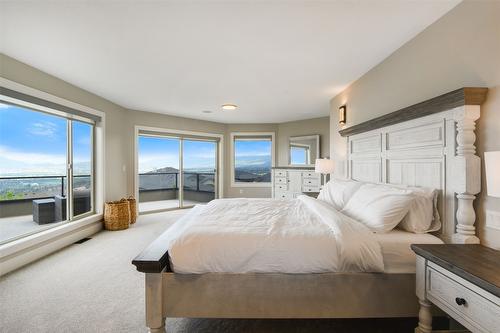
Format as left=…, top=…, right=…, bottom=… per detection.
left=411, top=244, right=500, bottom=333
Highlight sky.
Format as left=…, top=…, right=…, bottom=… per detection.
left=139, top=137, right=272, bottom=173
left=234, top=140, right=271, bottom=170
left=290, top=146, right=307, bottom=164
left=0, top=103, right=91, bottom=176
left=0, top=102, right=272, bottom=177
left=138, top=136, right=218, bottom=173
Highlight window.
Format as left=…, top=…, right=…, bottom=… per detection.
left=0, top=94, right=97, bottom=244
left=231, top=133, right=274, bottom=186
left=290, top=144, right=310, bottom=165
left=137, top=130, right=220, bottom=213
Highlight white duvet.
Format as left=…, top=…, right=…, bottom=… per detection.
left=165, top=196, right=384, bottom=274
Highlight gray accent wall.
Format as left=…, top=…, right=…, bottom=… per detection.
left=329, top=0, right=500, bottom=249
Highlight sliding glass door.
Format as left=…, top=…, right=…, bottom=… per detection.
left=182, top=139, right=217, bottom=207
left=137, top=132, right=218, bottom=213
left=71, top=121, right=93, bottom=218
left=0, top=102, right=95, bottom=244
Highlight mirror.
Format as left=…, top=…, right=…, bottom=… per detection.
left=288, top=135, right=320, bottom=166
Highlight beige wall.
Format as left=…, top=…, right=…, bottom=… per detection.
left=277, top=117, right=330, bottom=166
left=1, top=54, right=329, bottom=202
left=329, top=0, right=500, bottom=249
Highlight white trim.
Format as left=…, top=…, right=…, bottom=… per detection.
left=134, top=125, right=224, bottom=211
left=230, top=131, right=275, bottom=188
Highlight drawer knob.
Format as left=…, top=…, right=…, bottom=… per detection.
left=455, top=297, right=466, bottom=306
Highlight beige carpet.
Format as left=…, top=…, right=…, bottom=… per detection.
left=0, top=209, right=440, bottom=333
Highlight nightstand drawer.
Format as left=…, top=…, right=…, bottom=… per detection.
left=275, top=177, right=287, bottom=184
left=426, top=265, right=500, bottom=333
left=274, top=184, right=288, bottom=192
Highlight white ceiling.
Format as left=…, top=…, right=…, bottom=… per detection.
left=1, top=0, right=460, bottom=123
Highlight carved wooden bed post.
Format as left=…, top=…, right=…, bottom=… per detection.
left=452, top=105, right=481, bottom=244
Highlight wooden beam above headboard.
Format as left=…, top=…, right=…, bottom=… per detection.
left=338, top=87, right=488, bottom=137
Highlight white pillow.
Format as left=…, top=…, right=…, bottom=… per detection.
left=341, top=183, right=415, bottom=233
left=399, top=187, right=441, bottom=233
left=317, top=178, right=363, bottom=210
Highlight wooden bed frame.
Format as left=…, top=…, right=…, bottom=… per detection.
left=132, top=88, right=487, bottom=333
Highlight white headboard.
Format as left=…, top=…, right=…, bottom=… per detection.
left=344, top=96, right=484, bottom=244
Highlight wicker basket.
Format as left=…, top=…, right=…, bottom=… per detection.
left=127, top=196, right=137, bottom=224
left=104, top=199, right=130, bottom=231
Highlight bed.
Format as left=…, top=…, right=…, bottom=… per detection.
left=132, top=87, right=486, bottom=333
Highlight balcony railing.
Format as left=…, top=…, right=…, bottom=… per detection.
left=138, top=172, right=215, bottom=193
left=0, top=172, right=215, bottom=204
left=0, top=175, right=91, bottom=202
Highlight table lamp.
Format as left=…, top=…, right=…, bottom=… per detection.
left=315, top=158, right=334, bottom=185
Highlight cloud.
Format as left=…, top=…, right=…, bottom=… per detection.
left=0, top=103, right=12, bottom=109
left=28, top=121, right=58, bottom=138
left=0, top=145, right=66, bottom=165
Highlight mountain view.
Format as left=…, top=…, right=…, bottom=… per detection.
left=139, top=166, right=215, bottom=192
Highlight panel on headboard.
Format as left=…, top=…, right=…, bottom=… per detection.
left=386, top=121, right=444, bottom=150
left=386, top=159, right=443, bottom=189
left=350, top=134, right=381, bottom=154
left=351, top=159, right=382, bottom=183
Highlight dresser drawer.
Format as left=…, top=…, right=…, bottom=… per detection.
left=302, top=178, right=319, bottom=187
left=275, top=177, right=287, bottom=184
left=302, top=186, right=320, bottom=193
left=301, top=171, right=317, bottom=178
left=426, top=265, right=500, bottom=333
left=274, top=170, right=287, bottom=177
left=274, top=184, right=288, bottom=192
left=275, top=191, right=292, bottom=199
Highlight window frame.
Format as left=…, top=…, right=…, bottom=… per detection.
left=230, top=132, right=275, bottom=188
left=0, top=85, right=100, bottom=244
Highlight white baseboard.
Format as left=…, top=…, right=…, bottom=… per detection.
left=0, top=215, right=103, bottom=276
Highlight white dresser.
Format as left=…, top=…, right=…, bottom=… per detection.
left=272, top=167, right=321, bottom=199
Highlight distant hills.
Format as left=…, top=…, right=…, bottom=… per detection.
left=139, top=167, right=215, bottom=192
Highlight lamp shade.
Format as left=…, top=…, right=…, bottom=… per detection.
left=315, top=158, right=334, bottom=174
left=485, top=151, right=500, bottom=198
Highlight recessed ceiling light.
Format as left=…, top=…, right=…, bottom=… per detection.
left=221, top=104, right=238, bottom=111
left=202, top=110, right=212, bottom=114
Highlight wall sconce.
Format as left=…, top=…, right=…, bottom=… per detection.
left=339, top=105, right=346, bottom=125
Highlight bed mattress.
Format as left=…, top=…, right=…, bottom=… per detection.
left=374, top=229, right=443, bottom=273
left=166, top=197, right=443, bottom=274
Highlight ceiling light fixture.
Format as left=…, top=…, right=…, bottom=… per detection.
left=221, top=104, right=238, bottom=111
